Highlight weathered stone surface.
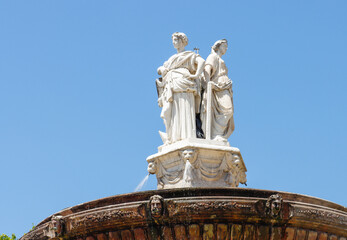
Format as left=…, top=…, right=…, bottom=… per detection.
left=133, top=229, right=146, bottom=240
left=162, top=226, right=174, bottom=240
left=188, top=224, right=200, bottom=240
left=217, top=224, right=228, bottom=240
left=96, top=233, right=108, bottom=240
left=231, top=224, right=243, bottom=240
left=121, top=230, right=133, bottom=240
left=319, top=233, right=329, bottom=240
left=285, top=227, right=295, bottom=240
left=244, top=225, right=255, bottom=240
left=203, top=224, right=214, bottom=239
left=174, top=225, right=187, bottom=240
left=258, top=225, right=270, bottom=240
left=296, top=229, right=307, bottom=240
left=20, top=188, right=347, bottom=240
left=108, top=231, right=121, bottom=240
left=308, top=231, right=318, bottom=240
left=271, top=227, right=282, bottom=240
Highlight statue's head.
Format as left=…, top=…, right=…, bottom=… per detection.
left=149, top=195, right=163, bottom=218
left=212, top=39, right=228, bottom=55
left=172, top=32, right=188, bottom=49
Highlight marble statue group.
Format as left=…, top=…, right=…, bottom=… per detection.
left=156, top=32, right=234, bottom=145
left=148, top=32, right=246, bottom=189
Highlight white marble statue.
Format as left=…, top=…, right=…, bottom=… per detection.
left=148, top=36, right=247, bottom=189
left=202, top=39, right=234, bottom=142
left=156, top=32, right=205, bottom=145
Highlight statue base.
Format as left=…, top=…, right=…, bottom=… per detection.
left=147, top=138, right=247, bottom=189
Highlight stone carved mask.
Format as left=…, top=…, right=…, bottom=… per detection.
left=266, top=194, right=283, bottom=218
left=180, top=149, right=197, bottom=165
left=232, top=154, right=241, bottom=168
left=149, top=195, right=163, bottom=218
left=147, top=161, right=157, bottom=174
left=44, top=215, right=64, bottom=238
left=52, top=215, right=64, bottom=235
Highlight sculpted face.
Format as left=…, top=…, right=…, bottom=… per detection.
left=233, top=154, right=241, bottom=168
left=147, top=162, right=157, bottom=174
left=182, top=149, right=194, bottom=161
left=266, top=194, right=283, bottom=218
left=150, top=195, right=163, bottom=217
left=220, top=42, right=228, bottom=55
left=50, top=215, right=63, bottom=236
left=172, top=35, right=184, bottom=50
left=271, top=198, right=282, bottom=217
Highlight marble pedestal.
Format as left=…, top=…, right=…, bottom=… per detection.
left=147, top=138, right=247, bottom=189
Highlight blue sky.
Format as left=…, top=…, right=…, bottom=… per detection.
left=0, top=0, right=346, bottom=237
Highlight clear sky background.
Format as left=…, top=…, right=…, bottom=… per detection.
left=1, top=0, right=346, bottom=237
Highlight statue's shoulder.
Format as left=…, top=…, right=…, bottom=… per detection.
left=167, top=51, right=196, bottom=62
left=206, top=52, right=219, bottom=65
left=181, top=51, right=200, bottom=60
left=179, top=50, right=195, bottom=56
left=206, top=52, right=218, bottom=59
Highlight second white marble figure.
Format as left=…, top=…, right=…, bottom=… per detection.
left=202, top=39, right=234, bottom=142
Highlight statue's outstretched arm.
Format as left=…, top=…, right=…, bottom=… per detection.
left=194, top=56, right=205, bottom=78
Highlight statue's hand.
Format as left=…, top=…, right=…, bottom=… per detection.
left=185, top=73, right=198, bottom=80
left=157, top=66, right=168, bottom=76
left=207, top=81, right=218, bottom=90
left=158, top=98, right=163, bottom=108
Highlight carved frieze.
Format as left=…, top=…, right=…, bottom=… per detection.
left=21, top=189, right=347, bottom=240
left=69, top=205, right=145, bottom=230
left=166, top=200, right=257, bottom=217
left=292, top=205, right=347, bottom=226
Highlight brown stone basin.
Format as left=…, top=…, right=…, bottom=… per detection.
left=20, top=188, right=347, bottom=239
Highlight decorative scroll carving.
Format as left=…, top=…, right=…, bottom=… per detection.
left=167, top=200, right=256, bottom=217
left=70, top=207, right=144, bottom=230
left=22, top=224, right=47, bottom=240
left=292, top=205, right=347, bottom=225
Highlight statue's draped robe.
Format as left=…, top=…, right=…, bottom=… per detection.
left=202, top=52, right=234, bottom=140
left=160, top=51, right=200, bottom=144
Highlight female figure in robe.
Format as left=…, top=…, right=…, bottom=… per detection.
left=157, top=32, right=205, bottom=144
left=202, top=39, right=234, bottom=142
